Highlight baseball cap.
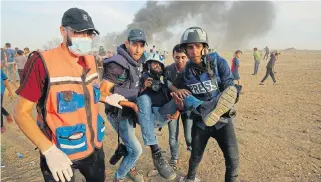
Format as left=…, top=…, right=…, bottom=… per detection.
left=62, top=8, right=99, bottom=35
left=128, top=29, right=147, bottom=45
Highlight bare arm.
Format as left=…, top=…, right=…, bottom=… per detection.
left=14, top=97, right=53, bottom=153
left=168, top=83, right=178, bottom=92
left=100, top=79, right=137, bottom=112
left=3, top=79, right=13, bottom=97
left=4, top=52, right=7, bottom=65
left=99, top=79, right=113, bottom=101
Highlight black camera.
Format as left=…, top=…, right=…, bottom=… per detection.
left=151, top=80, right=161, bottom=92
left=109, top=143, right=128, bottom=165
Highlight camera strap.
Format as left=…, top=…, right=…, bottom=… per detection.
left=117, top=109, right=122, bottom=145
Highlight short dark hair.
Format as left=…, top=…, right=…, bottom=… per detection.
left=254, top=47, right=258, bottom=51
left=172, top=44, right=184, bottom=55
left=17, top=50, right=24, bottom=55
left=24, top=47, right=30, bottom=51
left=235, top=50, right=242, bottom=54
left=5, top=43, right=11, bottom=48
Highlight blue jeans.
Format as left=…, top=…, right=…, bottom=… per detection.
left=6, top=63, right=14, bottom=81
left=107, top=114, right=143, bottom=180
left=167, top=111, right=193, bottom=160
left=136, top=94, right=203, bottom=146
left=253, top=60, right=260, bottom=75
left=168, top=119, right=179, bottom=160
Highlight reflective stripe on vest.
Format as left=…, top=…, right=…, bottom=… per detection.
left=36, top=44, right=104, bottom=161
left=49, top=72, right=98, bottom=84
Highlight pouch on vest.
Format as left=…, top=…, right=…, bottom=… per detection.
left=56, top=124, right=87, bottom=155
left=93, top=85, right=101, bottom=104
left=113, top=87, right=139, bottom=102
left=57, top=91, right=85, bottom=113
left=97, top=114, right=105, bottom=142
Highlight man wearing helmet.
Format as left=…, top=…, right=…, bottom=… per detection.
left=175, top=27, right=241, bottom=182
left=136, top=50, right=239, bottom=180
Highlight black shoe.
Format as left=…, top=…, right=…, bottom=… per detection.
left=152, top=151, right=176, bottom=180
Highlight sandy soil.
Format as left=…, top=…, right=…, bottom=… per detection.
left=1, top=50, right=321, bottom=182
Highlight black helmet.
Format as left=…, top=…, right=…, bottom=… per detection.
left=180, top=27, right=209, bottom=48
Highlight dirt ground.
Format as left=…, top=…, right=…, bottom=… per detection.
left=1, top=50, right=320, bottom=182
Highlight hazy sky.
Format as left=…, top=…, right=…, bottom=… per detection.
left=1, top=0, right=321, bottom=50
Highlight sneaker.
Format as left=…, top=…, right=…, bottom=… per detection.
left=203, top=86, right=237, bottom=126
left=152, top=150, right=176, bottom=180
left=113, top=179, right=124, bottom=182
left=6, top=114, right=13, bottom=123
left=180, top=176, right=200, bottom=182
left=169, top=159, right=178, bottom=170
left=259, top=82, right=264, bottom=85
left=127, top=167, right=144, bottom=182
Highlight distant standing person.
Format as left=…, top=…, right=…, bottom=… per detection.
left=263, top=46, right=269, bottom=60
left=14, top=50, right=27, bottom=79
left=260, top=51, right=280, bottom=85
left=4, top=43, right=16, bottom=82
left=152, top=45, right=156, bottom=53
left=231, top=50, right=242, bottom=85
left=1, top=48, right=7, bottom=73
left=24, top=47, right=31, bottom=57
left=252, top=47, right=261, bottom=75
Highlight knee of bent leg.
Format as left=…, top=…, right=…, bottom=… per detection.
left=137, top=94, right=152, bottom=106
left=128, top=142, right=143, bottom=159
left=191, top=155, right=203, bottom=164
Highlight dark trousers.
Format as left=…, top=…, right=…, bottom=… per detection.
left=261, top=68, right=276, bottom=83
left=187, top=120, right=239, bottom=182
left=41, top=147, right=106, bottom=182
left=263, top=53, right=269, bottom=60
left=1, top=94, right=9, bottom=127
left=181, top=111, right=193, bottom=150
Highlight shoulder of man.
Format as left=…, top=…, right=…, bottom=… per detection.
left=103, top=54, right=129, bottom=69
left=165, top=63, right=176, bottom=73
left=215, top=55, right=231, bottom=74
left=217, top=55, right=228, bottom=64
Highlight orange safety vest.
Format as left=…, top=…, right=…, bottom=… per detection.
left=36, top=44, right=105, bottom=161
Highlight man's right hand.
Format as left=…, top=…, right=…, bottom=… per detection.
left=105, top=94, right=128, bottom=109
left=174, top=89, right=191, bottom=99
left=42, top=145, right=73, bottom=182
left=144, top=77, right=153, bottom=89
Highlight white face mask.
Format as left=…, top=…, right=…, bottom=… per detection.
left=68, top=37, right=93, bottom=56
